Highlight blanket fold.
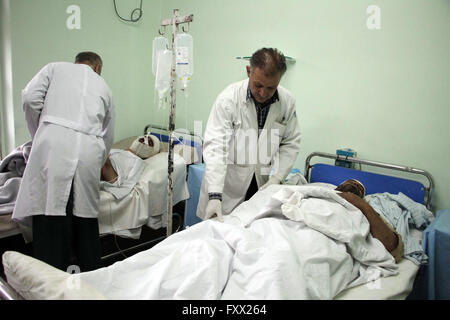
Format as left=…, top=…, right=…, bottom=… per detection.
left=0, top=142, right=32, bottom=215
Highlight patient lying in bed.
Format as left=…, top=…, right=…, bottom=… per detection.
left=100, top=135, right=161, bottom=199
left=99, top=150, right=146, bottom=200
left=334, top=179, right=404, bottom=263
left=2, top=178, right=410, bottom=300
left=101, top=135, right=160, bottom=182
left=73, top=181, right=403, bottom=299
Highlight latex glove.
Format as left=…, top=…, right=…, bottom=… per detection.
left=205, top=199, right=223, bottom=222
left=259, top=176, right=282, bottom=191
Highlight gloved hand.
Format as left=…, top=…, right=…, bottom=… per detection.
left=259, top=176, right=282, bottom=191
left=205, top=199, right=223, bottom=222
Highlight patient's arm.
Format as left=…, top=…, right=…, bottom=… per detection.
left=337, top=192, right=400, bottom=254
left=101, top=156, right=118, bottom=183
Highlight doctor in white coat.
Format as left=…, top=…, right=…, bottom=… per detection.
left=197, top=48, right=301, bottom=221
left=12, top=52, right=115, bottom=272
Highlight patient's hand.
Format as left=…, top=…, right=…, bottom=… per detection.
left=337, top=191, right=367, bottom=210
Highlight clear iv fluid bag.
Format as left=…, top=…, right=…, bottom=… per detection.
left=175, top=33, right=193, bottom=89
left=155, top=49, right=172, bottom=100
left=152, top=36, right=169, bottom=76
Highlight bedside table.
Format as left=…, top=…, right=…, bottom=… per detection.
left=421, top=209, right=450, bottom=299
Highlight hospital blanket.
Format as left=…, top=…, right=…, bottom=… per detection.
left=98, top=152, right=189, bottom=238
left=100, top=149, right=146, bottom=200
left=77, top=184, right=397, bottom=300
left=365, top=192, right=434, bottom=265
left=0, top=142, right=32, bottom=215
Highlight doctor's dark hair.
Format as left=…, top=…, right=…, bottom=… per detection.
left=250, top=48, right=287, bottom=76
left=75, top=51, right=103, bottom=69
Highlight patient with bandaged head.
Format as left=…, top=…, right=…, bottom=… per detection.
left=100, top=135, right=161, bottom=198
left=334, top=179, right=404, bottom=263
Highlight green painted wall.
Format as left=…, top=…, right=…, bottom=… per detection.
left=9, top=0, right=163, bottom=145
left=160, top=0, right=450, bottom=212
left=0, top=62, right=3, bottom=157
left=6, top=0, right=450, bottom=211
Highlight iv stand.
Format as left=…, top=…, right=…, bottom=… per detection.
left=159, top=9, right=193, bottom=237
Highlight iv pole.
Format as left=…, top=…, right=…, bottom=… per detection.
left=159, top=9, right=193, bottom=237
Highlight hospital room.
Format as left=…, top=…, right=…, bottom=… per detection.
left=0, top=0, right=449, bottom=306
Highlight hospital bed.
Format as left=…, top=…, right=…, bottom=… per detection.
left=96, top=124, right=202, bottom=260
left=0, top=124, right=202, bottom=264
left=305, top=152, right=433, bottom=299
left=180, top=152, right=434, bottom=299
left=0, top=151, right=436, bottom=300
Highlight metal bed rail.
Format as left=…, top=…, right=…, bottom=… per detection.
left=144, top=123, right=203, bottom=163
left=0, top=274, right=23, bottom=300
left=304, top=151, right=435, bottom=210
left=143, top=123, right=203, bottom=146
left=100, top=212, right=183, bottom=261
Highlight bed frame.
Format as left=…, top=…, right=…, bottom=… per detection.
left=0, top=124, right=203, bottom=300
left=0, top=276, right=22, bottom=300
left=303, top=152, right=435, bottom=300
left=99, top=123, right=202, bottom=263
left=0, top=151, right=434, bottom=300
left=304, top=151, right=434, bottom=210
left=143, top=123, right=203, bottom=162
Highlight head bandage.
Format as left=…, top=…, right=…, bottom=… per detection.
left=347, top=179, right=366, bottom=197
left=335, top=178, right=366, bottom=198
left=129, top=134, right=160, bottom=159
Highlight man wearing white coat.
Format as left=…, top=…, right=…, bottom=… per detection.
left=12, top=52, right=115, bottom=272
left=197, top=48, right=301, bottom=221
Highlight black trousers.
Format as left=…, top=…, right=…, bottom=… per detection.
left=32, top=183, right=101, bottom=272
left=245, top=174, right=259, bottom=201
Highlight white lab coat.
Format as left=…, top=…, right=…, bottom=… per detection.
left=196, top=79, right=301, bottom=219
left=12, top=62, right=115, bottom=225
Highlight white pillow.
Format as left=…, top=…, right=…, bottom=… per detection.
left=2, top=251, right=106, bottom=300
left=111, top=136, right=138, bottom=150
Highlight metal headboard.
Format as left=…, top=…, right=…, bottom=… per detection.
left=304, top=152, right=434, bottom=210
left=143, top=123, right=203, bottom=146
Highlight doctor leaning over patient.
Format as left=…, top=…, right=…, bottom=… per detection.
left=197, top=48, right=301, bottom=222
left=12, top=52, right=115, bottom=272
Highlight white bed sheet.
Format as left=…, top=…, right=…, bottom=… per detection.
left=2, top=184, right=421, bottom=300
left=334, top=256, right=419, bottom=299
left=97, top=152, right=189, bottom=238
left=229, top=185, right=421, bottom=300
left=335, top=228, right=422, bottom=300
left=70, top=184, right=399, bottom=300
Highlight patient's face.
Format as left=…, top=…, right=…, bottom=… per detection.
left=335, top=179, right=365, bottom=198
left=139, top=135, right=154, bottom=147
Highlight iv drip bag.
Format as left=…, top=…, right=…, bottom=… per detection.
left=152, top=36, right=169, bottom=76
left=175, top=33, right=193, bottom=90
left=155, top=49, right=172, bottom=100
